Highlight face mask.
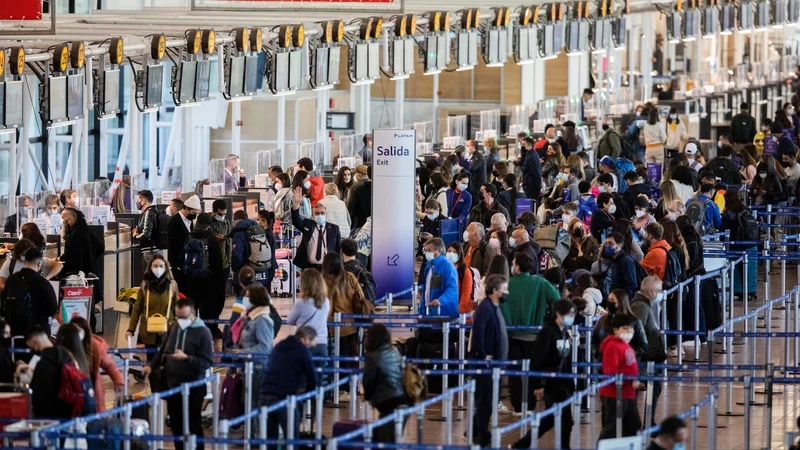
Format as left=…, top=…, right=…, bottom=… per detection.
left=426, top=213, right=439, bottom=221
left=667, top=212, right=679, bottom=221
left=547, top=138, right=556, bottom=143
left=781, top=161, right=792, bottom=168
left=608, top=204, right=617, bottom=214
left=152, top=267, right=166, bottom=278
left=759, top=173, right=767, bottom=179
left=177, top=318, right=193, bottom=330
left=314, top=215, right=326, bottom=226
left=274, top=183, right=283, bottom=190
left=717, top=141, right=724, bottom=149
left=242, top=296, right=252, bottom=310
left=424, top=251, right=435, bottom=261
left=498, top=295, right=507, bottom=304
left=457, top=183, right=469, bottom=192
left=619, top=331, right=634, bottom=344
left=607, top=303, right=617, bottom=314
left=572, top=227, right=584, bottom=238
left=635, top=209, right=646, bottom=218
left=669, top=114, right=677, bottom=120
left=463, top=231, right=471, bottom=241
left=788, top=108, right=796, bottom=115
left=453, top=165, right=461, bottom=174
left=598, top=186, right=607, bottom=193
left=508, top=237, right=517, bottom=248
left=562, top=316, right=575, bottom=328
left=557, top=173, right=569, bottom=183
left=166, top=208, right=174, bottom=217
left=78, top=331, right=85, bottom=341
left=445, top=252, right=459, bottom=264
left=602, top=124, right=610, bottom=131
left=562, top=214, right=574, bottom=223
left=303, top=181, right=311, bottom=190
left=489, top=238, right=500, bottom=249
left=187, top=213, right=197, bottom=221
left=673, top=443, right=686, bottom=450
left=215, top=214, right=226, bottom=222
left=603, top=246, right=617, bottom=258
left=136, top=201, right=144, bottom=211
left=763, top=126, right=771, bottom=132
left=492, top=170, right=499, bottom=177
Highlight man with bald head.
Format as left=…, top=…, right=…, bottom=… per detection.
left=510, top=228, right=540, bottom=274
left=463, top=222, right=497, bottom=276
left=487, top=212, right=510, bottom=238
left=631, top=275, right=664, bottom=424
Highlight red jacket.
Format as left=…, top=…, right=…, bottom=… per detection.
left=598, top=335, right=639, bottom=399
left=309, top=176, right=325, bottom=206
left=90, top=335, right=124, bottom=412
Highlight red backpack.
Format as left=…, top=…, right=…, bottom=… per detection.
left=58, top=363, right=97, bottom=416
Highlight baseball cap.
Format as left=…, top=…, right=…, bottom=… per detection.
left=684, top=142, right=698, bottom=155
left=599, top=156, right=615, bottom=168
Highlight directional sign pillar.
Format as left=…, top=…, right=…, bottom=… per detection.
left=371, top=129, right=416, bottom=299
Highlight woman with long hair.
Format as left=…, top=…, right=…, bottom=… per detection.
left=566, top=155, right=586, bottom=180
left=654, top=180, right=679, bottom=221
left=776, top=108, right=794, bottom=130
left=0, top=238, right=34, bottom=291
left=669, top=165, right=698, bottom=203
left=740, top=144, right=759, bottom=184
left=362, top=323, right=410, bottom=443
left=561, top=121, right=582, bottom=156
left=569, top=270, right=602, bottom=316
left=55, top=323, right=91, bottom=376
left=20, top=223, right=63, bottom=278
left=719, top=192, right=758, bottom=299
left=750, top=161, right=785, bottom=205
left=658, top=219, right=690, bottom=355
left=127, top=254, right=180, bottom=357
left=675, top=216, right=705, bottom=277
left=446, top=242, right=475, bottom=321
left=591, top=289, right=648, bottom=360
left=70, top=317, right=124, bottom=412
left=112, top=175, right=131, bottom=213
left=611, top=219, right=643, bottom=262
left=291, top=170, right=312, bottom=220
left=287, top=268, right=331, bottom=372
left=563, top=218, right=599, bottom=275
left=488, top=229, right=510, bottom=265
left=497, top=173, right=523, bottom=224
left=491, top=161, right=511, bottom=192
left=643, top=108, right=667, bottom=165
left=542, top=142, right=566, bottom=189
left=322, top=252, right=370, bottom=400
left=427, top=173, right=449, bottom=214
left=334, top=166, right=354, bottom=202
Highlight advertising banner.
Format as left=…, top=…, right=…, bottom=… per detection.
left=371, top=129, right=416, bottom=299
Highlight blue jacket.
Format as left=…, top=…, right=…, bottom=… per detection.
left=260, top=336, right=317, bottom=398
left=486, top=150, right=501, bottom=177
left=416, top=254, right=459, bottom=317
left=445, top=188, right=472, bottom=236
left=522, top=150, right=543, bottom=199
left=685, top=194, right=721, bottom=230
left=469, top=298, right=506, bottom=360
left=604, top=251, right=639, bottom=299
left=231, top=219, right=277, bottom=276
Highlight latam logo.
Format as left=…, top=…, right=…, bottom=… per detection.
left=394, top=133, right=414, bottom=138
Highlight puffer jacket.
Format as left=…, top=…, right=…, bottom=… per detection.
left=128, top=276, right=179, bottom=345
left=362, top=343, right=406, bottom=407
left=236, top=306, right=275, bottom=358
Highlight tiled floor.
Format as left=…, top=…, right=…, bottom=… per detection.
left=101, top=264, right=800, bottom=449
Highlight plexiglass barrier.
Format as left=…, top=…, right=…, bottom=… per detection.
left=507, top=105, right=533, bottom=136
left=16, top=191, right=56, bottom=235
left=479, top=110, right=500, bottom=139
left=337, top=134, right=365, bottom=169
left=254, top=149, right=281, bottom=187
left=160, top=166, right=183, bottom=204
left=299, top=141, right=326, bottom=174
left=127, top=173, right=147, bottom=217
left=534, top=99, right=557, bottom=132
left=207, top=159, right=229, bottom=196
left=414, top=122, right=435, bottom=155
left=439, top=115, right=467, bottom=149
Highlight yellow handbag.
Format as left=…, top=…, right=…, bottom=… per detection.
left=146, top=284, right=173, bottom=334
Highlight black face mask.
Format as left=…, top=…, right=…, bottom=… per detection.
left=136, top=201, right=144, bottom=211
left=187, top=213, right=198, bottom=221
left=607, top=303, right=617, bottom=314
left=499, top=295, right=507, bottom=304
left=492, top=170, right=500, bottom=177
left=602, top=124, right=610, bottom=131
left=572, top=228, right=584, bottom=239
left=781, top=161, right=792, bottom=168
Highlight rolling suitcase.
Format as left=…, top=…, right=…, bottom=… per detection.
left=332, top=420, right=367, bottom=449
left=219, top=372, right=245, bottom=420
left=271, top=258, right=300, bottom=297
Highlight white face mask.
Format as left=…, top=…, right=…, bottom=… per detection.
left=424, top=251, right=435, bottom=261
left=717, top=141, right=724, bottom=149
left=177, top=318, right=193, bottom=330
left=635, top=209, right=646, bottom=218
left=669, top=114, right=677, bottom=120
left=489, top=238, right=500, bottom=249
left=152, top=267, right=166, bottom=278
left=562, top=213, right=574, bottom=224
left=608, top=204, right=617, bottom=214
left=215, top=214, right=226, bottom=222
left=426, top=213, right=439, bottom=221
left=275, top=183, right=283, bottom=190
left=445, top=252, right=459, bottom=264
left=242, top=296, right=252, bottom=310
left=759, top=173, right=767, bottom=179
left=619, top=331, right=634, bottom=344
left=667, top=212, right=679, bottom=221
left=463, top=231, right=471, bottom=242
left=303, top=181, right=311, bottom=190
left=457, top=183, right=469, bottom=191
left=598, top=186, right=607, bottom=193
left=508, top=237, right=517, bottom=248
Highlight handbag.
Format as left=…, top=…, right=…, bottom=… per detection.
left=533, top=225, right=559, bottom=250
left=146, top=283, right=174, bottom=334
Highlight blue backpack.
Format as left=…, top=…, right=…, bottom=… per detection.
left=577, top=196, right=597, bottom=225
left=614, top=158, right=635, bottom=192
left=184, top=236, right=210, bottom=277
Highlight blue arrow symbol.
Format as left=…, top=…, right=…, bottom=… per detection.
left=387, top=254, right=399, bottom=266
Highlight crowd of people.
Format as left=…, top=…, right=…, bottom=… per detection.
left=0, top=101, right=792, bottom=449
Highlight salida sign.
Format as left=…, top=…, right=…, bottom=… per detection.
left=375, top=142, right=411, bottom=166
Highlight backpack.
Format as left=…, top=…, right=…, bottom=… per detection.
left=355, top=268, right=377, bottom=305
left=184, top=236, right=210, bottom=277
left=619, top=133, right=635, bottom=159
left=402, top=363, right=428, bottom=402
left=731, top=114, right=753, bottom=144
left=246, top=223, right=273, bottom=272
left=268, top=304, right=282, bottom=337
left=657, top=247, right=686, bottom=289
left=737, top=211, right=759, bottom=242
left=58, top=363, right=97, bottom=417
left=686, top=197, right=715, bottom=235
left=1, top=271, right=32, bottom=336
left=577, top=197, right=597, bottom=225
left=615, top=158, right=635, bottom=192
left=153, top=208, right=170, bottom=250
left=635, top=261, right=649, bottom=286
left=467, top=266, right=482, bottom=304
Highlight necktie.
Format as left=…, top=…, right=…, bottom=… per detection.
left=316, top=226, right=324, bottom=261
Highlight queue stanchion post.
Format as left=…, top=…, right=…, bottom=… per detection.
left=743, top=253, right=750, bottom=333
left=244, top=362, right=253, bottom=449
left=412, top=283, right=418, bottom=314
left=709, top=385, right=718, bottom=449
left=123, top=358, right=130, bottom=398
left=785, top=292, right=792, bottom=377
left=690, top=406, right=699, bottom=450
left=457, top=314, right=467, bottom=410
left=589, top=382, right=597, bottom=445
left=182, top=383, right=191, bottom=439
left=315, top=387, right=324, bottom=450
left=757, top=303, right=783, bottom=395
left=554, top=406, right=563, bottom=450
left=150, top=393, right=160, bottom=450
left=445, top=391, right=454, bottom=445
left=213, top=371, right=221, bottom=447
left=393, top=414, right=403, bottom=445
left=795, top=288, right=800, bottom=368
left=529, top=414, right=540, bottom=449
left=644, top=362, right=654, bottom=432
left=737, top=314, right=766, bottom=406
left=123, top=403, right=132, bottom=450
left=290, top=224, right=297, bottom=305
left=615, top=376, right=623, bottom=438
left=571, top=323, right=579, bottom=389
left=187, top=434, right=197, bottom=450
left=520, top=359, right=530, bottom=437
left=333, top=312, right=341, bottom=407
left=467, top=379, right=476, bottom=443
left=287, top=396, right=297, bottom=450
left=743, top=376, right=752, bottom=450
left=259, top=406, right=268, bottom=450
left=220, top=420, right=230, bottom=450
left=492, top=368, right=501, bottom=434
left=765, top=363, right=775, bottom=449
left=691, top=277, right=701, bottom=361
left=416, top=400, right=425, bottom=444
left=719, top=267, right=730, bottom=354
left=349, top=374, right=358, bottom=419
left=677, top=281, right=684, bottom=365
left=387, top=292, right=393, bottom=315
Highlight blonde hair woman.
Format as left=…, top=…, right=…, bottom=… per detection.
left=566, top=154, right=586, bottom=180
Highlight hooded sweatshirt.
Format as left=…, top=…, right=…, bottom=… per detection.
left=236, top=306, right=275, bottom=357
left=149, top=317, right=213, bottom=388
left=31, top=346, right=75, bottom=419
left=599, top=335, right=639, bottom=399
left=640, top=240, right=672, bottom=280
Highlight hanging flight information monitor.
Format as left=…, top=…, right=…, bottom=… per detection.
left=774, top=0, right=788, bottom=25
left=721, top=3, right=736, bottom=33
left=46, top=76, right=68, bottom=124
left=145, top=65, right=164, bottom=110
left=703, top=4, right=720, bottom=36
left=740, top=1, right=754, bottom=30
left=612, top=16, right=627, bottom=49
left=195, top=59, right=211, bottom=101
left=757, top=0, right=771, bottom=28
left=99, top=69, right=120, bottom=118
left=515, top=25, right=537, bottom=62
left=790, top=0, right=800, bottom=23
left=684, top=9, right=700, bottom=40
left=227, top=56, right=246, bottom=98
left=244, top=54, right=260, bottom=95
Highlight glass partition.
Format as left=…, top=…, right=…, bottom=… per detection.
left=478, top=110, right=500, bottom=139
left=255, top=149, right=281, bottom=187
left=534, top=99, right=557, bottom=132
left=16, top=191, right=54, bottom=235
left=128, top=173, right=148, bottom=215
left=507, top=105, right=533, bottom=136
left=160, top=166, right=183, bottom=204
left=337, top=134, right=365, bottom=169
left=414, top=121, right=435, bottom=155
left=298, top=141, right=326, bottom=174
left=439, top=115, right=467, bottom=149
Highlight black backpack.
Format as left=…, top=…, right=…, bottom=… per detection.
left=2, top=272, right=33, bottom=336
left=355, top=268, right=377, bottom=305
left=737, top=211, right=759, bottom=242
left=657, top=247, right=686, bottom=289
left=731, top=114, right=753, bottom=144
left=619, top=132, right=635, bottom=159
left=184, top=236, right=210, bottom=277
left=268, top=304, right=282, bottom=337
left=153, top=208, right=170, bottom=250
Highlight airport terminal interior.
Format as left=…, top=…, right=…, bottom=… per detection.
left=4, top=0, right=800, bottom=449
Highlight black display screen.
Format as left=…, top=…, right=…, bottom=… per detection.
left=103, top=69, right=120, bottom=115
left=145, top=65, right=164, bottom=108
left=179, top=61, right=197, bottom=104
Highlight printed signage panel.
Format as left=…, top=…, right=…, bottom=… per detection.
left=371, top=129, right=416, bottom=299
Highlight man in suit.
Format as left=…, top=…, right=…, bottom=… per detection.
left=291, top=187, right=342, bottom=270
left=167, top=195, right=201, bottom=294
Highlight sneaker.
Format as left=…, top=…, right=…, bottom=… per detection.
left=668, top=347, right=678, bottom=357
left=339, top=392, right=351, bottom=402
left=512, top=410, right=534, bottom=418
left=497, top=402, right=510, bottom=414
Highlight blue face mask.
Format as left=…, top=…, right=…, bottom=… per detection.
left=314, top=215, right=326, bottom=226
left=562, top=316, right=575, bottom=328
left=673, top=443, right=686, bottom=450
left=603, top=246, right=617, bottom=258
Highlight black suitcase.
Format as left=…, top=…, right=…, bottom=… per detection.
left=416, top=342, right=459, bottom=394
